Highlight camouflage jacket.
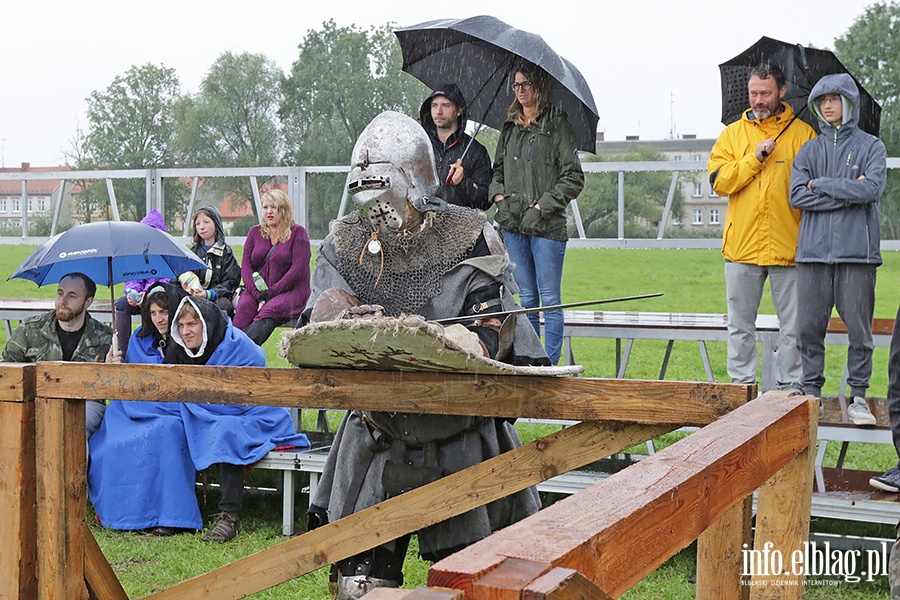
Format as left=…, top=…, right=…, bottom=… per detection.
left=1, top=310, right=112, bottom=363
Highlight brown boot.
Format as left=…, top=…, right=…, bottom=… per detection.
left=202, top=512, right=238, bottom=542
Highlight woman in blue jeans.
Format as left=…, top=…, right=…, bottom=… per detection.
left=488, top=61, right=584, bottom=364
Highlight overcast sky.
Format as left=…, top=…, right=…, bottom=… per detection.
left=0, top=0, right=879, bottom=167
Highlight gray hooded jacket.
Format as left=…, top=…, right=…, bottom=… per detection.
left=790, top=73, right=886, bottom=264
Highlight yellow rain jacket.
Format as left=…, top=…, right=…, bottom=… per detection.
left=708, top=103, right=816, bottom=266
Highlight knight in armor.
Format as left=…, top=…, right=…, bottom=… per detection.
left=300, top=111, right=549, bottom=598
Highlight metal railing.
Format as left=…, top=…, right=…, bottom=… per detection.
left=2, top=158, right=899, bottom=248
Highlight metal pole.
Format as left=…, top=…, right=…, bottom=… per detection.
left=657, top=171, right=680, bottom=240
left=50, top=179, right=65, bottom=236
left=617, top=170, right=625, bottom=239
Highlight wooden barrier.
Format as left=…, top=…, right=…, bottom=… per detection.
left=4, top=360, right=822, bottom=598
left=0, top=364, right=36, bottom=600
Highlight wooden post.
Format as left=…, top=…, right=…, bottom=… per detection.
left=750, top=396, right=819, bottom=599
left=697, top=497, right=753, bottom=599
left=0, top=364, right=36, bottom=600
left=36, top=396, right=88, bottom=600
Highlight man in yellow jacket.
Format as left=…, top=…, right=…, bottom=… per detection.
left=708, top=63, right=816, bottom=391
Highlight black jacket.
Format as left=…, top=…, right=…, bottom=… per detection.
left=419, top=85, right=492, bottom=210
left=189, top=204, right=242, bottom=301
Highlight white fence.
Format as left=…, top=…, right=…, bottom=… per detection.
left=2, top=159, right=899, bottom=249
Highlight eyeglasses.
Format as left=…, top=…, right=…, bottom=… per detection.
left=512, top=81, right=533, bottom=91
left=817, top=94, right=842, bottom=106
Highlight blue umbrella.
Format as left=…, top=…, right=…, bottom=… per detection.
left=9, top=220, right=206, bottom=350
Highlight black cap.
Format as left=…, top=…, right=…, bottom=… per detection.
left=424, top=83, right=467, bottom=111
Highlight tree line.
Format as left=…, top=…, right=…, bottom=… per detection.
left=62, top=5, right=900, bottom=239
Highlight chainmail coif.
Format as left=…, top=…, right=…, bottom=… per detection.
left=331, top=205, right=487, bottom=316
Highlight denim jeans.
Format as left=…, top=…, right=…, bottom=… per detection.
left=501, top=230, right=566, bottom=364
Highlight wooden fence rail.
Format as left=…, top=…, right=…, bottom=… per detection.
left=0, top=361, right=817, bottom=599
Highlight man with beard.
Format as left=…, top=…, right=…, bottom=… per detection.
left=707, top=63, right=817, bottom=393
left=419, top=83, right=492, bottom=210
left=2, top=272, right=112, bottom=440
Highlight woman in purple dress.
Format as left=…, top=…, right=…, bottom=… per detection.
left=233, top=189, right=311, bottom=345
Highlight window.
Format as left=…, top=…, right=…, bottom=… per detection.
left=709, top=186, right=718, bottom=197
left=27, top=199, right=33, bottom=213
left=12, top=199, right=20, bottom=214
left=0, top=199, right=6, bottom=213
left=692, top=153, right=704, bottom=162
left=673, top=155, right=682, bottom=162
left=692, top=209, right=703, bottom=225
left=37, top=198, right=47, bottom=212
left=692, top=182, right=703, bottom=197
left=710, top=209, right=720, bottom=225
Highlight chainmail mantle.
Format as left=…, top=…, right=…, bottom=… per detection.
left=331, top=205, right=487, bottom=316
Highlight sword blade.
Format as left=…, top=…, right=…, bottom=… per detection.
left=435, top=292, right=664, bottom=325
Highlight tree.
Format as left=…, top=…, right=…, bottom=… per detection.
left=835, top=2, right=900, bottom=238
left=281, top=20, right=426, bottom=166
left=81, top=63, right=185, bottom=222
left=280, top=20, right=428, bottom=238
left=175, top=51, right=283, bottom=167
left=575, top=146, right=686, bottom=238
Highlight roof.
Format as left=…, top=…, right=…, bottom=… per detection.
left=0, top=164, right=69, bottom=196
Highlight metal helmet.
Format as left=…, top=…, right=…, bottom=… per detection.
left=347, top=111, right=446, bottom=232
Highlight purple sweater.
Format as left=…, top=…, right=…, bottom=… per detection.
left=233, top=224, right=311, bottom=327
left=123, top=210, right=172, bottom=293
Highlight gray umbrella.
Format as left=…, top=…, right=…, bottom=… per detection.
left=395, top=15, right=599, bottom=152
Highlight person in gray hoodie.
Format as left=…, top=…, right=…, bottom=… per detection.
left=790, top=72, right=887, bottom=426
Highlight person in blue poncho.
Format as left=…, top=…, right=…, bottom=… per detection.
left=89, top=289, right=308, bottom=542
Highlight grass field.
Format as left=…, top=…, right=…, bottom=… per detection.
left=1, top=244, right=896, bottom=597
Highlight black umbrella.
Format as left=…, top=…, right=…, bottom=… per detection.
left=394, top=15, right=599, bottom=152
left=719, top=36, right=882, bottom=137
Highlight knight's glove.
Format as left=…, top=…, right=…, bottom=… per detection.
left=310, top=288, right=362, bottom=323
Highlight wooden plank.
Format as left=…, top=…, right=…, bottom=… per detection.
left=696, top=496, right=752, bottom=600
left=143, top=420, right=674, bottom=599
left=467, top=558, right=613, bottom=599
left=426, top=393, right=813, bottom=598
left=470, top=557, right=551, bottom=598
left=36, top=362, right=753, bottom=426
left=0, top=363, right=34, bottom=401
left=828, top=316, right=894, bottom=336
left=365, top=589, right=467, bottom=599
left=36, top=397, right=88, bottom=600
left=750, top=398, right=819, bottom=598
left=36, top=397, right=67, bottom=600
left=523, top=567, right=613, bottom=600
left=65, top=398, right=87, bottom=600
left=84, top=524, right=127, bottom=600
left=0, top=400, right=36, bottom=600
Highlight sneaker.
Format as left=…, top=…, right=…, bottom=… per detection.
left=202, top=512, right=238, bottom=542
left=871, top=467, right=900, bottom=493
left=848, top=396, right=877, bottom=426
